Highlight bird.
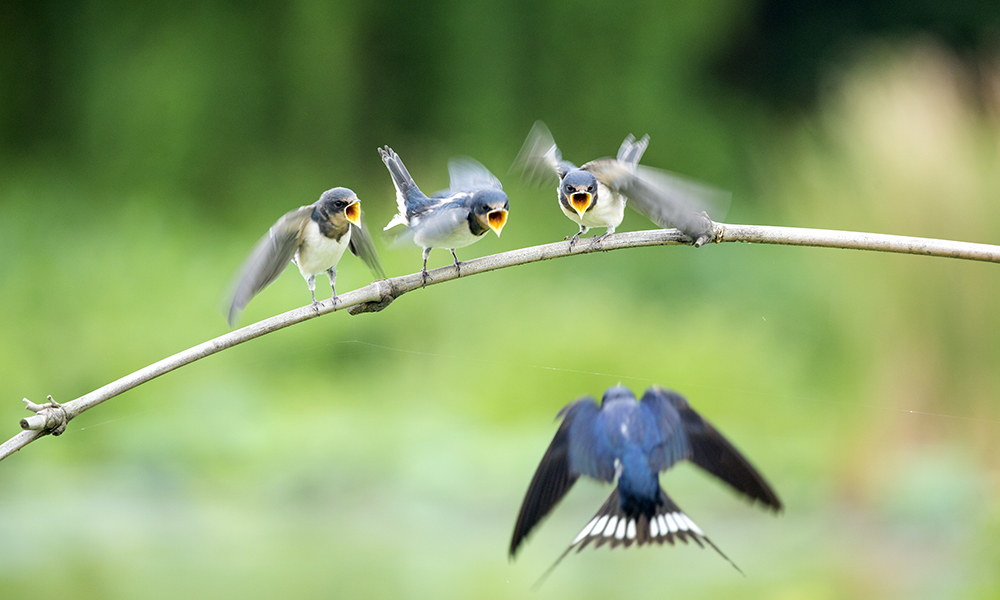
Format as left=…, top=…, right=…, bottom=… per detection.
left=226, top=187, right=385, bottom=327
left=379, top=146, right=509, bottom=285
left=509, top=385, right=782, bottom=580
left=513, top=121, right=730, bottom=248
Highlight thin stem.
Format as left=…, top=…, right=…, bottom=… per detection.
left=3, top=223, right=998, bottom=462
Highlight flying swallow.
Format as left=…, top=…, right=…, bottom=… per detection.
left=510, top=385, right=781, bottom=579
left=513, top=121, right=729, bottom=247
left=379, top=146, right=509, bottom=284
left=226, top=187, right=385, bottom=326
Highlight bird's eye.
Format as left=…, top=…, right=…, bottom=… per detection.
left=588, top=185, right=595, bottom=192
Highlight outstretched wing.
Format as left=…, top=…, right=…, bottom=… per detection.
left=509, top=397, right=608, bottom=557
left=641, top=387, right=782, bottom=511
left=347, top=216, right=386, bottom=279
left=583, top=159, right=730, bottom=243
left=226, top=206, right=311, bottom=327
left=444, top=157, right=503, bottom=194
left=511, top=121, right=577, bottom=186
left=616, top=133, right=649, bottom=166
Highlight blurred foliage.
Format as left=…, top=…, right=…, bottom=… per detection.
left=1, top=1, right=999, bottom=599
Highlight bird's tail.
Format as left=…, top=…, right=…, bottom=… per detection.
left=378, top=145, right=426, bottom=230
left=617, top=133, right=650, bottom=168
left=534, top=486, right=741, bottom=587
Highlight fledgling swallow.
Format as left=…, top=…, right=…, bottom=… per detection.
left=513, top=121, right=730, bottom=247
left=510, top=385, right=781, bottom=580
left=226, top=187, right=385, bottom=327
left=379, top=146, right=509, bottom=285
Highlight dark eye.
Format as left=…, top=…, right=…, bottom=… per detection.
left=335, top=200, right=345, bottom=208
left=588, top=185, right=595, bottom=192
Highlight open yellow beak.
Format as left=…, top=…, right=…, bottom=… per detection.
left=570, top=192, right=592, bottom=216
left=487, top=209, right=508, bottom=236
left=345, top=200, right=361, bottom=225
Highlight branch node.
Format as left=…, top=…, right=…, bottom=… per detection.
left=349, top=280, right=396, bottom=315
left=19, top=396, right=69, bottom=436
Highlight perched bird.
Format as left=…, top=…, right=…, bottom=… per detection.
left=510, top=385, right=781, bottom=579
left=226, top=187, right=385, bottom=327
left=513, top=121, right=730, bottom=247
left=379, top=146, right=509, bottom=284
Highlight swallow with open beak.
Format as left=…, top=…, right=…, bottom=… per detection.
left=226, top=187, right=385, bottom=327
left=510, top=385, right=781, bottom=581
left=513, top=121, right=730, bottom=247
left=379, top=146, right=509, bottom=284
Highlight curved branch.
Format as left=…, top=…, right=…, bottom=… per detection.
left=3, top=222, right=998, bottom=463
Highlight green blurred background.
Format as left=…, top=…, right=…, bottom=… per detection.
left=2, top=1, right=999, bottom=598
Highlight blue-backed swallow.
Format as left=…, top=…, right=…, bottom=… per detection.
left=226, top=187, right=385, bottom=326
left=513, top=121, right=730, bottom=248
left=510, top=385, right=781, bottom=579
left=379, top=146, right=509, bottom=285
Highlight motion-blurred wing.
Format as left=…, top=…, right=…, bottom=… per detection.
left=645, top=387, right=782, bottom=511
left=583, top=159, right=730, bottom=242
left=616, top=133, right=649, bottom=166
left=227, top=206, right=311, bottom=327
left=348, top=216, right=386, bottom=279
left=509, top=397, right=604, bottom=557
left=511, top=121, right=577, bottom=185
left=444, top=157, right=503, bottom=194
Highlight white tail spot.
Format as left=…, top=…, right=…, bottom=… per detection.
left=603, top=515, right=619, bottom=537
left=614, top=518, right=626, bottom=540
left=626, top=519, right=636, bottom=540
left=650, top=518, right=659, bottom=537
left=573, top=517, right=600, bottom=544
left=657, top=515, right=668, bottom=533
left=665, top=513, right=679, bottom=532
left=592, top=515, right=609, bottom=537
left=673, top=513, right=689, bottom=531
left=682, top=514, right=704, bottom=536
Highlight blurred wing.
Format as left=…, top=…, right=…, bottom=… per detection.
left=638, top=388, right=690, bottom=473
left=348, top=216, right=386, bottom=279
left=226, top=206, right=310, bottom=327
left=616, top=133, right=649, bottom=166
left=445, top=157, right=503, bottom=193
left=511, top=120, right=576, bottom=186
left=509, top=397, right=603, bottom=557
left=584, top=159, right=730, bottom=241
left=647, top=387, right=783, bottom=511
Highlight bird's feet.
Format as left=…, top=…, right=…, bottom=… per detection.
left=689, top=212, right=716, bottom=248
left=421, top=268, right=429, bottom=288
left=589, top=232, right=610, bottom=251
left=565, top=232, right=581, bottom=249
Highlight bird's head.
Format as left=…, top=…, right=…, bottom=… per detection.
left=471, top=189, right=509, bottom=237
left=560, top=171, right=598, bottom=216
left=317, top=187, right=362, bottom=227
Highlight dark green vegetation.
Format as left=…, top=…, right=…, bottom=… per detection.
left=1, top=1, right=999, bottom=598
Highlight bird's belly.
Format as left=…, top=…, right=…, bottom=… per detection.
left=414, top=224, right=483, bottom=250
left=295, top=221, right=350, bottom=276
left=560, top=185, right=625, bottom=229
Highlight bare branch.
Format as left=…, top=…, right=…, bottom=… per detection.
left=3, top=222, right=998, bottom=463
